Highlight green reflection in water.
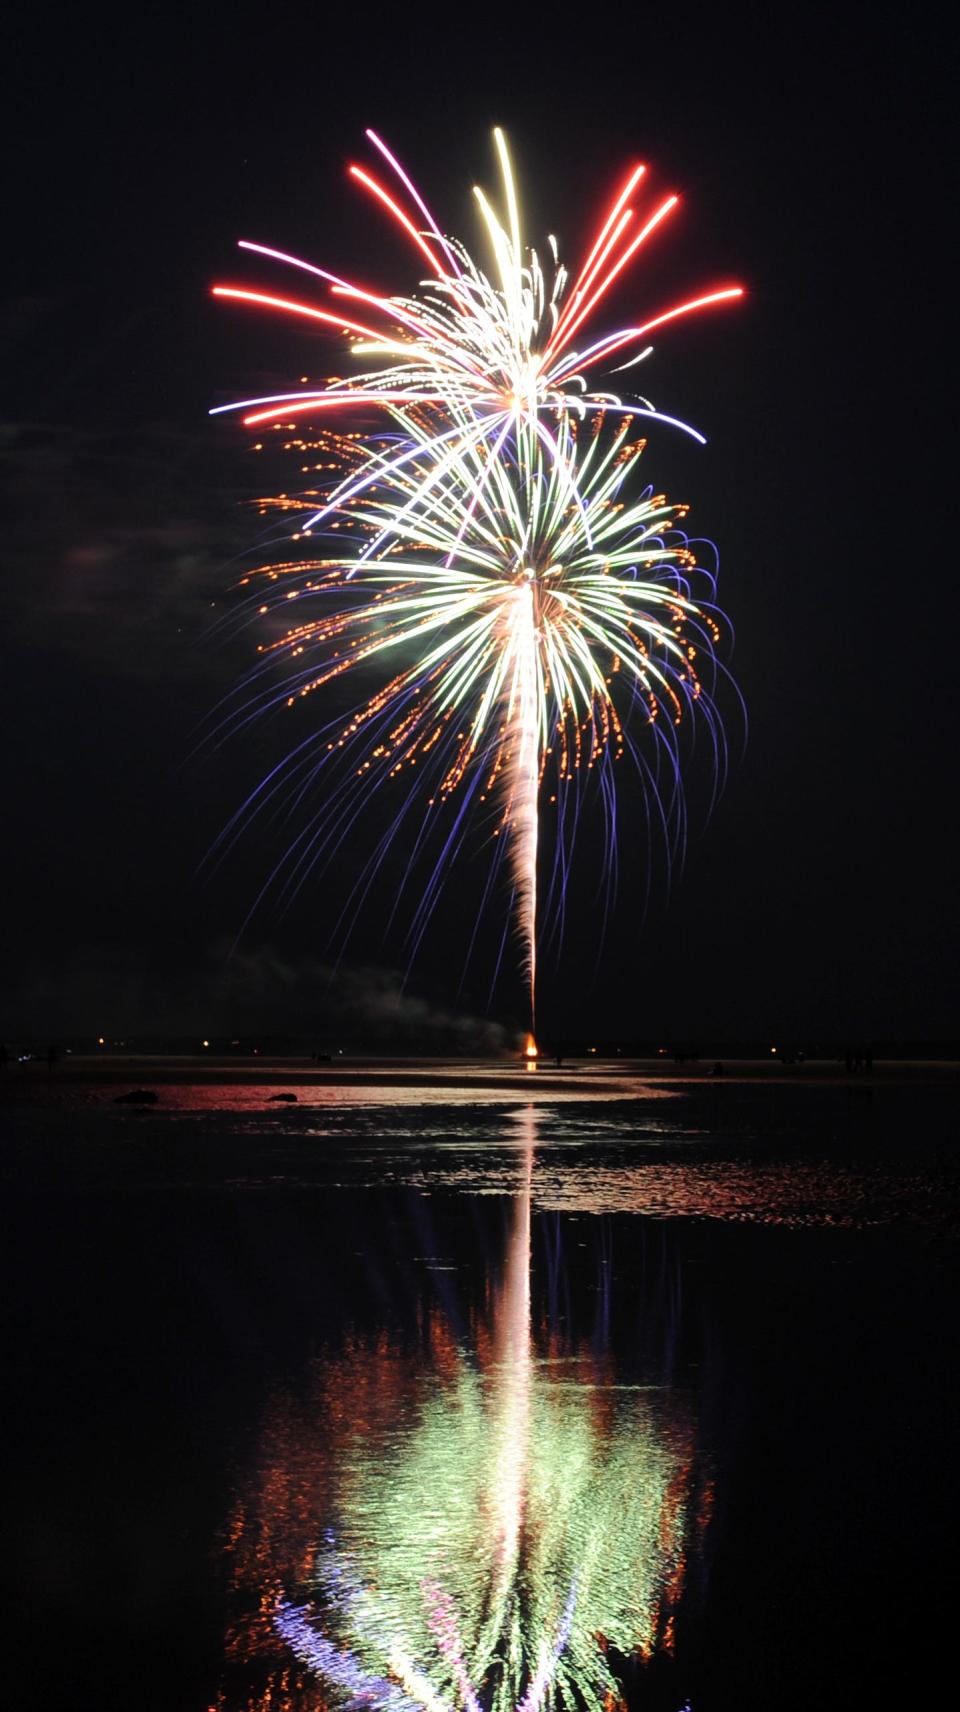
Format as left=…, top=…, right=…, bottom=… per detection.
left=227, top=1110, right=707, bottom=1711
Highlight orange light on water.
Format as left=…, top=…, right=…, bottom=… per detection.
left=524, top=1034, right=538, bottom=1072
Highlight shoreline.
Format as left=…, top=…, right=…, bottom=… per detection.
left=3, top=1053, right=960, bottom=1095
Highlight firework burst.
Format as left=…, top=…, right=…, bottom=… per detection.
left=210, top=132, right=742, bottom=1030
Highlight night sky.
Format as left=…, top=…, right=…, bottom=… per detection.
left=3, top=7, right=955, bottom=1048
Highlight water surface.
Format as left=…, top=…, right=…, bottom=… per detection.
left=1, top=1080, right=956, bottom=1710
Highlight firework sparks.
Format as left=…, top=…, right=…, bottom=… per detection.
left=212, top=128, right=741, bottom=449
left=211, top=132, right=742, bottom=1027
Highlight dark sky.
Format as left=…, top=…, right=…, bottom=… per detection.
left=2, top=6, right=955, bottom=1046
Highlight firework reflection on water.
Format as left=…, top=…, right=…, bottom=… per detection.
left=219, top=1109, right=710, bottom=1711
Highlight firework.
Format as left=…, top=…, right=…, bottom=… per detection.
left=211, top=133, right=742, bottom=1030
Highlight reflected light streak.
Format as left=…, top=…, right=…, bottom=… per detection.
left=220, top=1110, right=708, bottom=1711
